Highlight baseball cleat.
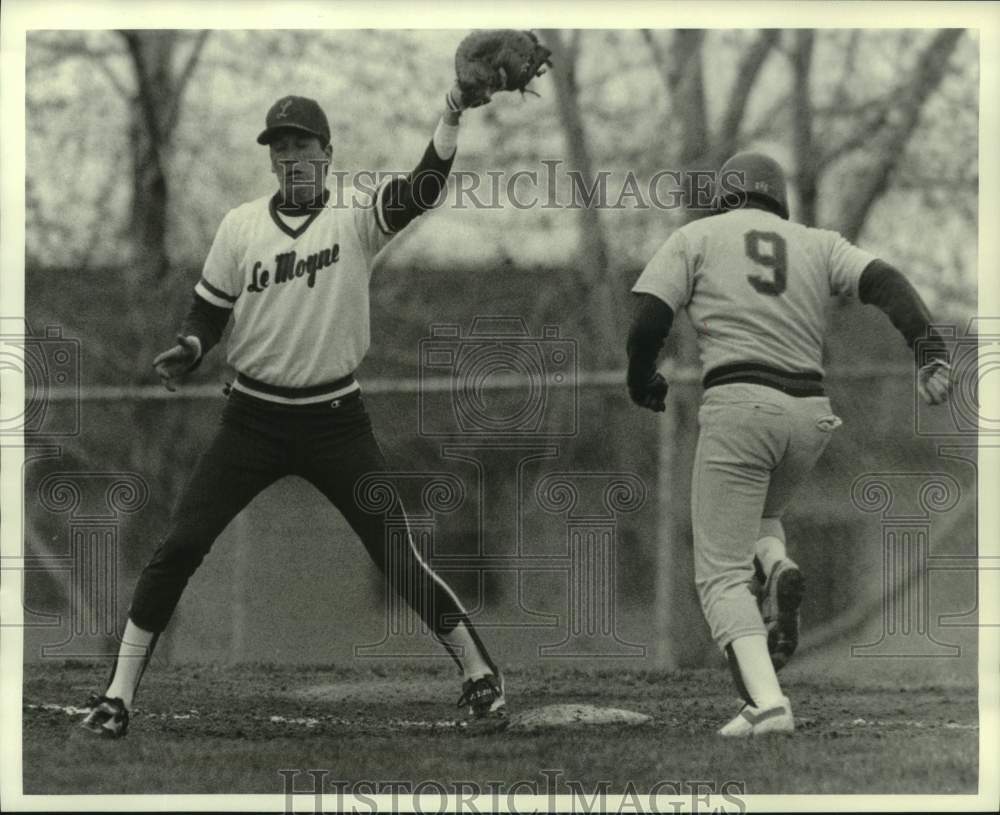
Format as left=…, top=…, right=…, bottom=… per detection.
left=760, top=559, right=804, bottom=671
left=79, top=694, right=130, bottom=739
left=457, top=671, right=506, bottom=720
left=718, top=696, right=794, bottom=737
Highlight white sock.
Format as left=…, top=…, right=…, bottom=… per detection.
left=730, top=634, right=785, bottom=709
left=105, top=619, right=155, bottom=710
left=439, top=621, right=493, bottom=681
left=755, top=535, right=789, bottom=578
left=432, top=116, right=459, bottom=159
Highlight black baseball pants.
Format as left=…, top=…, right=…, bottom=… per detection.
left=128, top=389, right=467, bottom=638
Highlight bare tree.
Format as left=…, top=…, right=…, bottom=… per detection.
left=835, top=29, right=964, bottom=242
left=120, top=30, right=210, bottom=281
left=26, top=30, right=210, bottom=283
left=791, top=30, right=818, bottom=226
left=643, top=28, right=780, bottom=197
left=539, top=29, right=621, bottom=364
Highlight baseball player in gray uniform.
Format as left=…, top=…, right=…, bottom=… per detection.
left=81, top=87, right=507, bottom=738
left=627, top=152, right=951, bottom=736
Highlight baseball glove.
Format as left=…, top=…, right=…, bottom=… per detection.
left=447, top=29, right=552, bottom=111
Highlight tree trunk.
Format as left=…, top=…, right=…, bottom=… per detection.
left=122, top=31, right=174, bottom=282
left=839, top=29, right=964, bottom=242
left=121, top=30, right=210, bottom=283
left=540, top=29, right=619, bottom=365
left=792, top=30, right=818, bottom=226
left=713, top=29, right=780, bottom=165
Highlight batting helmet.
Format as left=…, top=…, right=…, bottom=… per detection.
left=717, top=151, right=789, bottom=220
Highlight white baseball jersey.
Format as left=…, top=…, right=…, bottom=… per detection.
left=194, top=184, right=393, bottom=388
left=632, top=209, right=877, bottom=376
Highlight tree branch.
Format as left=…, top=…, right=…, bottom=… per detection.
left=162, top=31, right=210, bottom=136
left=816, top=109, right=890, bottom=168
left=791, top=30, right=817, bottom=225
left=839, top=29, right=965, bottom=242
left=32, top=35, right=133, bottom=98
left=671, top=30, right=708, bottom=165
left=718, top=30, right=780, bottom=145
left=120, top=30, right=164, bottom=148
left=640, top=29, right=677, bottom=95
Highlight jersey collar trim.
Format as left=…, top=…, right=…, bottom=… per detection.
left=268, top=189, right=329, bottom=238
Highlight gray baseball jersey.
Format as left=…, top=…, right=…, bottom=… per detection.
left=632, top=208, right=876, bottom=376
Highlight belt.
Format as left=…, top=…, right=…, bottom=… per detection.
left=703, top=363, right=825, bottom=398
left=230, top=372, right=360, bottom=405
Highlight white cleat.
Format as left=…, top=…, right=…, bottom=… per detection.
left=718, top=696, right=794, bottom=737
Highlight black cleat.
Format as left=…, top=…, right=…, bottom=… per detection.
left=457, top=672, right=506, bottom=721
left=761, top=560, right=805, bottom=671
left=80, top=694, right=129, bottom=739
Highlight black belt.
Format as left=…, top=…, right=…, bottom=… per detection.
left=703, top=363, right=825, bottom=398
left=235, top=371, right=356, bottom=399
left=227, top=372, right=360, bottom=408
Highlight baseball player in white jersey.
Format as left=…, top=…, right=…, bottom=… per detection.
left=627, top=152, right=952, bottom=736
left=81, top=88, right=507, bottom=738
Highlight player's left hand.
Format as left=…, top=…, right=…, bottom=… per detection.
left=629, top=372, right=669, bottom=413
left=917, top=358, right=952, bottom=405
left=152, top=335, right=201, bottom=392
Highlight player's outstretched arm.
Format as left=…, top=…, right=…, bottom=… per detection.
left=857, top=259, right=951, bottom=405
left=379, top=104, right=463, bottom=235
left=379, top=31, right=551, bottom=235
left=152, top=294, right=230, bottom=391
left=626, top=293, right=674, bottom=413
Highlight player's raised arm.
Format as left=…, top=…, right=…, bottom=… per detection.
left=377, top=30, right=551, bottom=236
left=376, top=106, right=462, bottom=236
left=856, top=259, right=952, bottom=405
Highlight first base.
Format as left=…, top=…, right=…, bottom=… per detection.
left=506, top=704, right=651, bottom=733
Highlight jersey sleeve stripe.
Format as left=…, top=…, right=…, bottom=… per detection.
left=373, top=176, right=395, bottom=236
left=195, top=277, right=238, bottom=309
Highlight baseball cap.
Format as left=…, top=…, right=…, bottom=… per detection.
left=256, top=95, right=331, bottom=146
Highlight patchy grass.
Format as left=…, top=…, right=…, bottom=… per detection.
left=22, top=661, right=977, bottom=796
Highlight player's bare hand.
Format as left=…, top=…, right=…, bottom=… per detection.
left=917, top=359, right=951, bottom=406
left=629, top=372, right=669, bottom=413
left=153, top=335, right=200, bottom=392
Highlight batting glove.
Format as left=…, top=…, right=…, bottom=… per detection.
left=152, top=334, right=201, bottom=392
left=917, top=358, right=952, bottom=406
left=629, top=372, right=669, bottom=413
